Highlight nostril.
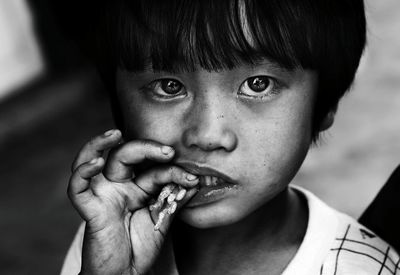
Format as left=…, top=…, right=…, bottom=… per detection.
left=184, top=136, right=235, bottom=152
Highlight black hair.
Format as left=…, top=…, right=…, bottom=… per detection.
left=53, top=0, right=366, bottom=140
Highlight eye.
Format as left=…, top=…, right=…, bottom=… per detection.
left=161, top=79, right=183, bottom=95
left=238, top=75, right=282, bottom=100
left=141, top=78, right=186, bottom=99
left=248, top=76, right=269, bottom=92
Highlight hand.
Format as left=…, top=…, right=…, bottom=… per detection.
left=67, top=129, right=199, bottom=275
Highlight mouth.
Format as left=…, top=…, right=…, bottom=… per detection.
left=198, top=175, right=225, bottom=187
left=175, top=162, right=237, bottom=187
left=175, top=162, right=239, bottom=207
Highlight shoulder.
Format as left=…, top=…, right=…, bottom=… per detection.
left=321, top=208, right=400, bottom=274
left=290, top=185, right=400, bottom=275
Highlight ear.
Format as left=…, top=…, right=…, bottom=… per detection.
left=319, top=110, right=336, bottom=131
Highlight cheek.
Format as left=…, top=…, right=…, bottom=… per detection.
left=122, top=102, right=183, bottom=144
left=241, top=95, right=313, bottom=186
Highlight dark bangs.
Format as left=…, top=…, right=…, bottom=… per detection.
left=54, top=0, right=365, bottom=139
left=99, top=0, right=319, bottom=73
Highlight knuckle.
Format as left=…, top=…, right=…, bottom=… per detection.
left=149, top=166, right=171, bottom=183
left=170, top=166, right=185, bottom=182
left=107, top=148, right=117, bottom=159
left=141, top=143, right=155, bottom=157
left=141, top=139, right=160, bottom=153
left=76, top=162, right=94, bottom=180
left=109, top=144, right=127, bottom=163
left=75, top=165, right=85, bottom=178
left=71, top=161, right=78, bottom=172
left=153, top=167, right=168, bottom=182
left=86, top=137, right=98, bottom=148
left=83, top=134, right=104, bottom=151
left=107, top=148, right=124, bottom=165
left=132, top=140, right=148, bottom=152
left=140, top=139, right=155, bottom=148
left=153, top=171, right=164, bottom=182
left=168, top=166, right=176, bottom=177
left=90, top=177, right=103, bottom=190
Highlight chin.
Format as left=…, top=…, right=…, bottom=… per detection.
left=177, top=204, right=246, bottom=229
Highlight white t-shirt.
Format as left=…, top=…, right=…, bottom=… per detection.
left=61, top=186, right=400, bottom=275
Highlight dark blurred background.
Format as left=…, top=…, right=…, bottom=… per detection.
left=0, top=0, right=399, bottom=274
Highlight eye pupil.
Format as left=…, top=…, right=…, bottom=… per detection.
left=161, top=79, right=182, bottom=94
left=248, top=76, right=269, bottom=92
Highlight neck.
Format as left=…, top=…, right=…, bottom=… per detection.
left=172, top=187, right=308, bottom=274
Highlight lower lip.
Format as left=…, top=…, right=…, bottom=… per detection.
left=185, top=181, right=239, bottom=208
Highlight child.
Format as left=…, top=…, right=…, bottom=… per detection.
left=60, top=0, right=400, bottom=274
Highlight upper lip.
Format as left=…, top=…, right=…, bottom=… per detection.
left=175, top=161, right=237, bottom=185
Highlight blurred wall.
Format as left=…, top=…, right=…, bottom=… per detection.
left=295, top=0, right=400, bottom=218
left=0, top=0, right=43, bottom=98
left=0, top=1, right=399, bottom=274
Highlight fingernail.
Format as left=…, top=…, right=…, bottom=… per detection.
left=186, top=174, right=198, bottom=181
left=89, top=158, right=100, bottom=165
left=161, top=146, right=174, bottom=155
left=104, top=129, right=116, bottom=137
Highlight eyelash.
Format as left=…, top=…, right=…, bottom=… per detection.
left=237, top=76, right=284, bottom=101
left=140, top=75, right=284, bottom=101
left=139, top=79, right=186, bottom=99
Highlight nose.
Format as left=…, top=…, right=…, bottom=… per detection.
left=182, top=92, right=238, bottom=152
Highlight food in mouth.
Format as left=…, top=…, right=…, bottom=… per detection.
left=149, top=183, right=182, bottom=231
left=149, top=175, right=228, bottom=230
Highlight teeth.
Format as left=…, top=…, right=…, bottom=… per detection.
left=201, top=175, right=220, bottom=186
left=205, top=176, right=211, bottom=186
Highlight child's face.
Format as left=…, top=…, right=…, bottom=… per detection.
left=116, top=60, right=317, bottom=228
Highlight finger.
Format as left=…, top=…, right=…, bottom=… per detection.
left=68, top=157, right=105, bottom=200
left=124, top=166, right=198, bottom=212
left=103, top=140, right=175, bottom=182
left=71, top=129, right=122, bottom=172
left=134, top=166, right=199, bottom=198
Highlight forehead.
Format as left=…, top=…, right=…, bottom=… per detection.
left=128, top=59, right=295, bottom=76
left=110, top=0, right=314, bottom=74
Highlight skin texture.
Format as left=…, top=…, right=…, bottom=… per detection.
left=68, top=133, right=201, bottom=275
left=68, top=60, right=320, bottom=274
left=117, top=61, right=317, bottom=229
left=113, top=61, right=319, bottom=274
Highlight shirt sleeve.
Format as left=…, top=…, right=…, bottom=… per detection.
left=60, top=223, right=85, bottom=275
